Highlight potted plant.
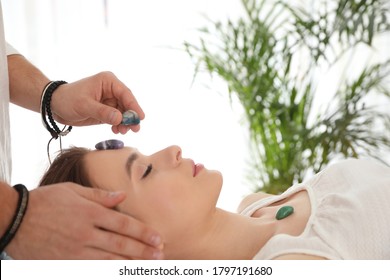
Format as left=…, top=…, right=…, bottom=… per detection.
left=184, top=0, right=390, bottom=193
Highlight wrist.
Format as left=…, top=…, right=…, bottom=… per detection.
left=0, top=182, right=19, bottom=237
left=40, top=81, right=72, bottom=139
left=49, top=82, right=68, bottom=116
left=0, top=184, right=29, bottom=253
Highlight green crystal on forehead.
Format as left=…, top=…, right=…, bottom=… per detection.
left=275, top=206, right=294, bottom=220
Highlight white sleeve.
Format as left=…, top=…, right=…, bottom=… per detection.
left=6, top=42, right=19, bottom=55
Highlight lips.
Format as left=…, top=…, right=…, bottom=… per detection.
left=193, top=163, right=204, bottom=177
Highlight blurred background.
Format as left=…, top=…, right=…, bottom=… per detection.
left=4, top=0, right=251, bottom=211
left=3, top=0, right=390, bottom=211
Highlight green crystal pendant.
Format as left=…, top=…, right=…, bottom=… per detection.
left=275, top=205, right=294, bottom=220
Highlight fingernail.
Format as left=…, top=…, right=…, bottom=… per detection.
left=109, top=110, right=118, bottom=124
left=152, top=250, right=164, bottom=260
left=150, top=234, right=161, bottom=246
left=109, top=191, right=122, bottom=198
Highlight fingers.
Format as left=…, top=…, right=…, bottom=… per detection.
left=70, top=184, right=127, bottom=208
left=94, top=208, right=163, bottom=249
left=86, top=101, right=123, bottom=126
left=70, top=185, right=164, bottom=259
left=101, top=73, right=145, bottom=133
left=106, top=74, right=145, bottom=120
left=50, top=71, right=145, bottom=131
left=91, top=227, right=164, bottom=260
left=100, top=72, right=145, bottom=120
left=112, top=123, right=141, bottom=134
left=81, top=101, right=142, bottom=134
left=75, top=247, right=129, bottom=260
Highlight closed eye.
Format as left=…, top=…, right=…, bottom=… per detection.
left=142, top=164, right=152, bottom=179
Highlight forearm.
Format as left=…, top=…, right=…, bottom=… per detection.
left=8, top=54, right=50, bottom=113
left=0, top=182, right=18, bottom=238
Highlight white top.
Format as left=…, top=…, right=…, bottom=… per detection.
left=240, top=159, right=390, bottom=259
left=0, top=1, right=19, bottom=183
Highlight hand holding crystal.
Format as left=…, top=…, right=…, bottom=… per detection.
left=49, top=72, right=145, bottom=134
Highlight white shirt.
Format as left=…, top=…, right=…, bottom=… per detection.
left=241, top=159, right=390, bottom=259
left=0, top=1, right=19, bottom=183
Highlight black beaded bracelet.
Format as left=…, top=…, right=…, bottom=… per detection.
left=40, top=81, right=72, bottom=139
left=0, top=184, right=29, bottom=253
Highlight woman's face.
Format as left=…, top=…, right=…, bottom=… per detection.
left=84, top=145, right=223, bottom=240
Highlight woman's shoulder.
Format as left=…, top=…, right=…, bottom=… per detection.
left=326, top=158, right=389, bottom=172
left=237, top=192, right=274, bottom=213
left=319, top=158, right=390, bottom=183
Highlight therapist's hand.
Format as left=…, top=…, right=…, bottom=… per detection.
left=6, top=183, right=163, bottom=260
left=50, top=71, right=145, bottom=135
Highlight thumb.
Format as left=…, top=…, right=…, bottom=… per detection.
left=74, top=186, right=127, bottom=208
left=87, top=101, right=122, bottom=125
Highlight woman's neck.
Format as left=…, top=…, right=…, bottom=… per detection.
left=163, top=208, right=277, bottom=259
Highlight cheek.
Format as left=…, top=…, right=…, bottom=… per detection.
left=144, top=177, right=186, bottom=212
left=128, top=176, right=191, bottom=225
left=123, top=171, right=223, bottom=238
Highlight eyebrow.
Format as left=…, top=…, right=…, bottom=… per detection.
left=126, top=153, right=139, bottom=178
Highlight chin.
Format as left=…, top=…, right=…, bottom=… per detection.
left=216, top=171, right=223, bottom=186
left=210, top=170, right=224, bottom=196
left=204, top=169, right=223, bottom=185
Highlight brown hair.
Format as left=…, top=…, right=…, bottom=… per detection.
left=39, top=147, right=92, bottom=187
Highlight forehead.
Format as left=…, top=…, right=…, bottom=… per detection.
left=85, top=147, right=138, bottom=170
left=83, top=147, right=138, bottom=187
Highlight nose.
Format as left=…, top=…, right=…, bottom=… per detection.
left=169, top=145, right=182, bottom=165
left=157, top=145, right=182, bottom=167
